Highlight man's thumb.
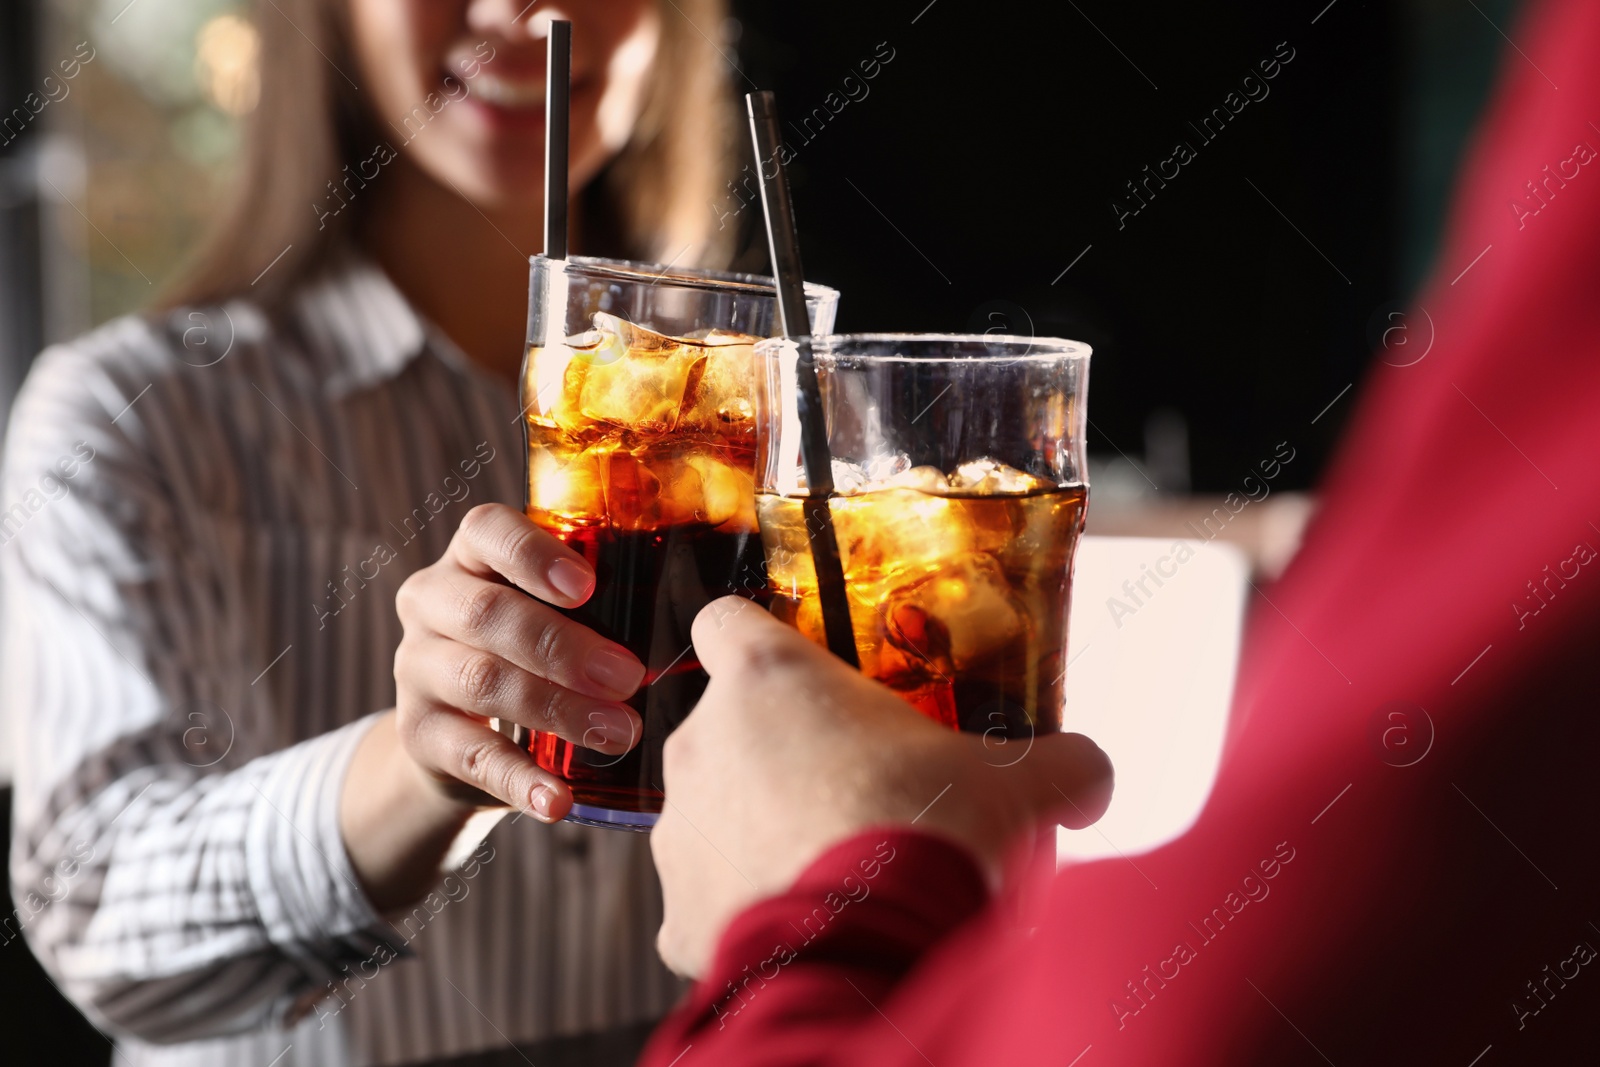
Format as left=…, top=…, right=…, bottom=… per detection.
left=691, top=595, right=831, bottom=679
left=1014, top=732, right=1114, bottom=830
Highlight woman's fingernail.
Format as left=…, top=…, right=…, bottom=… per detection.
left=531, top=785, right=556, bottom=819
left=587, top=705, right=642, bottom=749
left=547, top=558, right=593, bottom=602
left=585, top=648, right=646, bottom=695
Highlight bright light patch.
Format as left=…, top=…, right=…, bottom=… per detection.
left=195, top=13, right=259, bottom=116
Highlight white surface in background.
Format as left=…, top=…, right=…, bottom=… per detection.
left=1057, top=535, right=1249, bottom=863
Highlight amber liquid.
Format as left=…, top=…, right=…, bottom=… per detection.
left=528, top=524, right=765, bottom=811
left=758, top=485, right=1088, bottom=736
left=522, top=327, right=765, bottom=815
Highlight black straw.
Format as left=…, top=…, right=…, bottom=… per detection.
left=746, top=91, right=860, bottom=669
left=543, top=21, right=571, bottom=259
left=498, top=20, right=570, bottom=755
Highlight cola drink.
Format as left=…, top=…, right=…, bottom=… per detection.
left=759, top=464, right=1088, bottom=738
left=522, top=315, right=768, bottom=824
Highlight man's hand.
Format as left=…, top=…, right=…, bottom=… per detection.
left=651, top=596, right=1113, bottom=977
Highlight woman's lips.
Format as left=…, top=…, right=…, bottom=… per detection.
left=470, top=72, right=547, bottom=109
left=440, top=65, right=544, bottom=132
left=450, top=68, right=597, bottom=135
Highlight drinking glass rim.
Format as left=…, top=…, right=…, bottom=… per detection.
left=756, top=332, right=1091, bottom=363
left=531, top=253, right=839, bottom=302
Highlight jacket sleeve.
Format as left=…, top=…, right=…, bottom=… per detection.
left=640, top=830, right=995, bottom=1067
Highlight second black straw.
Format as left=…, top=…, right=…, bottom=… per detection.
left=746, top=90, right=860, bottom=669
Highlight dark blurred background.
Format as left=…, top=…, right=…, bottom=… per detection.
left=0, top=0, right=1520, bottom=1061
left=725, top=0, right=1514, bottom=496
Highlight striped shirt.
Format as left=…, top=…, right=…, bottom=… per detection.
left=2, top=255, right=682, bottom=1066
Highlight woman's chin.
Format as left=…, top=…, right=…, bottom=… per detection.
left=408, top=149, right=544, bottom=218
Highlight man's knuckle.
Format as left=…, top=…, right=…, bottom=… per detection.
left=737, top=639, right=804, bottom=680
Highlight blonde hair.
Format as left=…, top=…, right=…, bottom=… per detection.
left=161, top=0, right=733, bottom=309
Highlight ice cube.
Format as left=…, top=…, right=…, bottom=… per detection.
left=829, top=489, right=974, bottom=604
left=862, top=452, right=913, bottom=484
left=656, top=457, right=716, bottom=529
left=804, top=455, right=914, bottom=493
left=678, top=340, right=757, bottom=435
left=527, top=444, right=608, bottom=527
left=522, top=342, right=590, bottom=434
left=588, top=313, right=679, bottom=356
left=830, top=459, right=871, bottom=493
left=698, top=328, right=757, bottom=345
left=687, top=455, right=756, bottom=531
left=948, top=458, right=1048, bottom=494
left=884, top=602, right=952, bottom=667
left=575, top=314, right=705, bottom=433
left=600, top=451, right=665, bottom=530
left=756, top=497, right=816, bottom=594
left=564, top=327, right=614, bottom=360
left=884, top=553, right=1031, bottom=670
left=791, top=459, right=871, bottom=494
left=887, top=465, right=950, bottom=493
left=593, top=451, right=753, bottom=532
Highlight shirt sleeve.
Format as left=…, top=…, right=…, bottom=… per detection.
left=4, top=331, right=403, bottom=1044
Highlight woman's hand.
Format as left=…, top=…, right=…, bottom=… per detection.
left=389, top=503, right=645, bottom=821
left=343, top=504, right=645, bottom=911
left=651, top=596, right=1113, bottom=978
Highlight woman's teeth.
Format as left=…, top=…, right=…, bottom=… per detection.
left=469, top=74, right=546, bottom=108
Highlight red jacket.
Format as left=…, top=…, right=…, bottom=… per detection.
left=643, top=0, right=1600, bottom=1062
